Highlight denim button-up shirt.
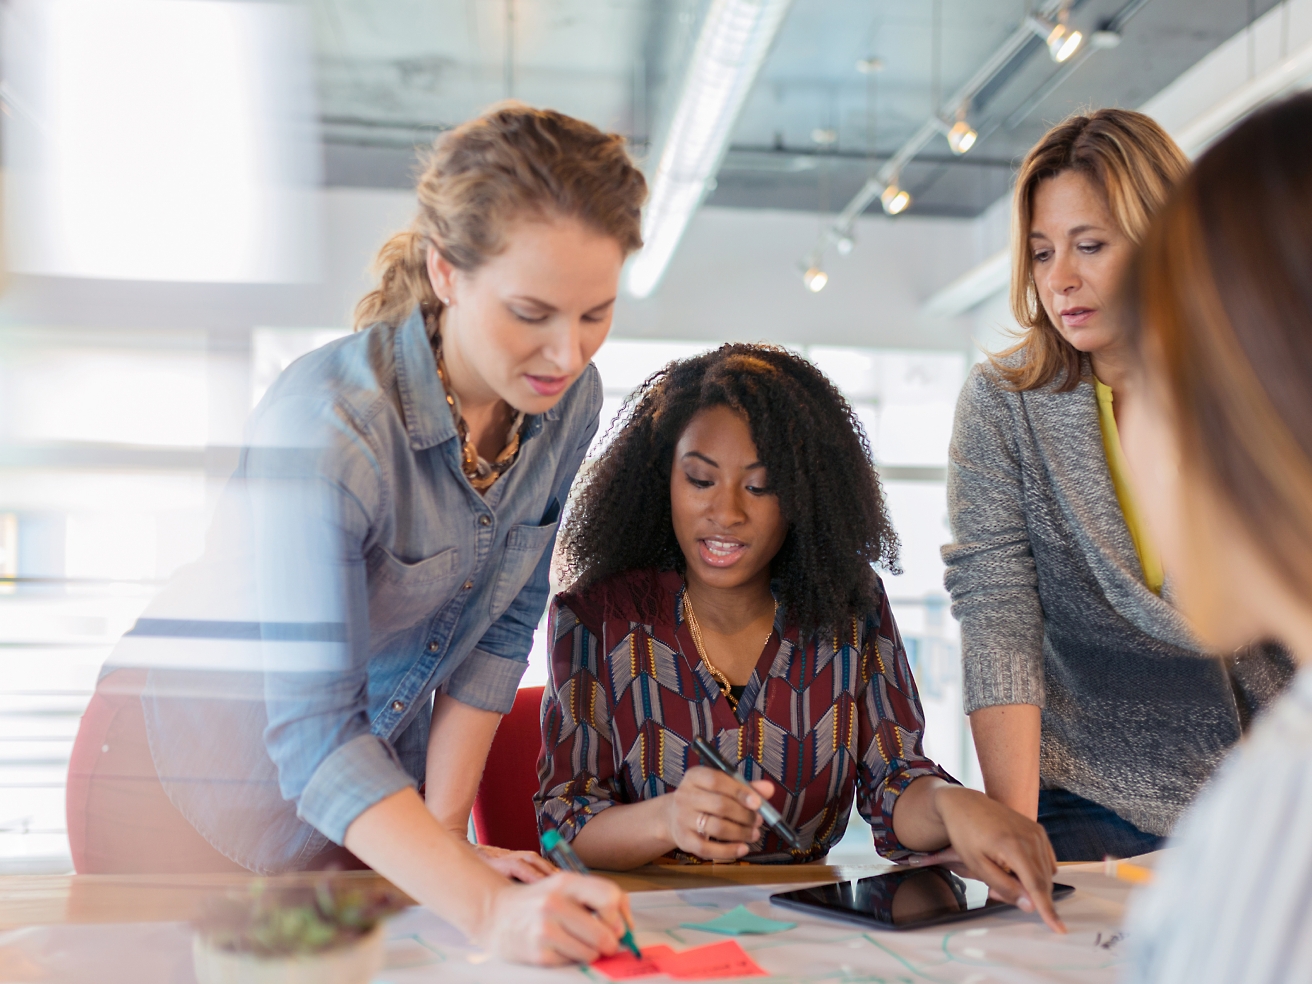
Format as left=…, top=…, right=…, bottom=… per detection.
left=118, top=307, right=600, bottom=871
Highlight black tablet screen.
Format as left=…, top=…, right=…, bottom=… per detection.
left=771, top=867, right=1074, bottom=932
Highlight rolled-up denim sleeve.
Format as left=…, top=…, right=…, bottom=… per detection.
left=442, top=646, right=532, bottom=714
left=296, top=733, right=414, bottom=844
left=455, top=370, right=602, bottom=715
left=245, top=396, right=415, bottom=843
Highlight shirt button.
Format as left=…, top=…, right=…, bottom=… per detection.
left=427, top=640, right=439, bottom=652
left=479, top=515, right=491, bottom=527
left=463, top=580, right=473, bottom=590
left=391, top=700, right=405, bottom=712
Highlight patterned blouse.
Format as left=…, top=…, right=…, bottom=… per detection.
left=535, top=569, right=954, bottom=863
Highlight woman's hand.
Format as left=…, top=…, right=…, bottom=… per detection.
left=931, top=784, right=1065, bottom=934
left=479, top=871, right=631, bottom=965
left=473, top=843, right=557, bottom=883
left=662, top=765, right=773, bottom=861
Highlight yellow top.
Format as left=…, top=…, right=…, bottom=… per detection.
left=1094, top=378, right=1164, bottom=595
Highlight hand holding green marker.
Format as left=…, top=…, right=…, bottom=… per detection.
left=539, top=829, right=642, bottom=959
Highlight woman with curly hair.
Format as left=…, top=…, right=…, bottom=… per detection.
left=536, top=344, right=1065, bottom=932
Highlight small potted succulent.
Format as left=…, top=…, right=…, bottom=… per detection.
left=192, top=879, right=409, bottom=984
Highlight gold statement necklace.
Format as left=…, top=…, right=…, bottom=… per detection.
left=682, top=590, right=777, bottom=713
left=432, top=343, right=525, bottom=493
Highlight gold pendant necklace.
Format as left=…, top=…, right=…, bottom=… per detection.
left=682, top=590, right=777, bottom=713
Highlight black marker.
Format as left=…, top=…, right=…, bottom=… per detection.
left=692, top=736, right=803, bottom=851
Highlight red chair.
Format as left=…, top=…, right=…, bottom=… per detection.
left=472, top=685, right=545, bottom=853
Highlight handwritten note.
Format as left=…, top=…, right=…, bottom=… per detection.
left=591, top=940, right=767, bottom=980
left=592, top=945, right=677, bottom=980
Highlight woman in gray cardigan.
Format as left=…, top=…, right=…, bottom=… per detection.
left=943, top=109, right=1292, bottom=861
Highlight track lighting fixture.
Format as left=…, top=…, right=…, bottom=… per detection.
left=948, top=120, right=977, bottom=154
left=934, top=105, right=978, bottom=156
left=802, top=264, right=828, bottom=292
left=880, top=182, right=911, bottom=215
left=1028, top=5, right=1083, bottom=63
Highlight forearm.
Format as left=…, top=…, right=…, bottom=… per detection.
left=344, top=787, right=508, bottom=939
left=890, top=776, right=953, bottom=852
left=969, top=703, right=1042, bottom=819
left=425, top=691, right=501, bottom=837
left=569, top=798, right=675, bottom=871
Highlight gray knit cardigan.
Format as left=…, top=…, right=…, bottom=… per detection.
left=942, top=356, right=1292, bottom=836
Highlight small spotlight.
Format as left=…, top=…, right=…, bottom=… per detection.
left=880, top=183, right=911, bottom=215
left=1048, top=23, right=1083, bottom=61
left=803, top=266, right=828, bottom=292
left=1028, top=13, right=1084, bottom=63
left=836, top=234, right=855, bottom=256
left=855, top=57, right=884, bottom=74
left=811, top=127, right=837, bottom=146
left=947, top=119, right=977, bottom=155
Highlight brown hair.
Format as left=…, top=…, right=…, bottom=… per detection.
left=353, top=103, right=647, bottom=332
left=993, top=108, right=1188, bottom=391
left=1125, top=92, right=1312, bottom=603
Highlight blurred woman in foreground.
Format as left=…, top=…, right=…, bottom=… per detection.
left=1120, top=92, right=1312, bottom=982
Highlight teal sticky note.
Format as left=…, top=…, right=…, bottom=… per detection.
left=679, top=904, right=797, bottom=936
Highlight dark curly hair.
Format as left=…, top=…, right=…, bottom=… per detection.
left=559, top=343, right=900, bottom=635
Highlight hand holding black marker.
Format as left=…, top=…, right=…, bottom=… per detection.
left=540, top=829, right=642, bottom=959
left=692, top=736, right=803, bottom=851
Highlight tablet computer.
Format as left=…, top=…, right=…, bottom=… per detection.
left=770, top=866, right=1074, bottom=932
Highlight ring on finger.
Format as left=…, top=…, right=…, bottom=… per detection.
left=696, top=812, right=708, bottom=837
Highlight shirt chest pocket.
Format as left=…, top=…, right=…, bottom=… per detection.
left=367, top=545, right=461, bottom=637
left=488, top=518, right=559, bottom=620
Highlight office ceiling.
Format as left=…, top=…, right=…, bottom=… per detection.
left=313, top=0, right=1283, bottom=218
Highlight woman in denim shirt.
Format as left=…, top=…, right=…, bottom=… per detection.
left=66, top=104, right=647, bottom=965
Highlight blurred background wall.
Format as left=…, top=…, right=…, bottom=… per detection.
left=2, top=0, right=1311, bottom=871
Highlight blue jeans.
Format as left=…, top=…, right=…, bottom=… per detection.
left=1037, top=788, right=1166, bottom=862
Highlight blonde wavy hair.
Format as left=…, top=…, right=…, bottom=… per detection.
left=993, top=108, right=1188, bottom=391
left=353, top=102, right=647, bottom=333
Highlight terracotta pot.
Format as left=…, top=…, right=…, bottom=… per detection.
left=192, top=924, right=385, bottom=984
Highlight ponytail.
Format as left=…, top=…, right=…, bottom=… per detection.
left=354, top=229, right=441, bottom=335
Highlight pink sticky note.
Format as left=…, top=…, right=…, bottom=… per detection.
left=652, top=940, right=768, bottom=980
left=592, top=945, right=677, bottom=981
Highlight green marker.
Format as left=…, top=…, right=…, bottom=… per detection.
left=540, top=829, right=642, bottom=959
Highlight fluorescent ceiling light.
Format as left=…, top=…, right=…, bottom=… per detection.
left=2, top=0, right=320, bottom=283
left=626, top=0, right=793, bottom=298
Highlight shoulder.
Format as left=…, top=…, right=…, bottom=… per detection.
left=862, top=574, right=896, bottom=644
left=242, top=327, right=401, bottom=486
left=959, top=353, right=1022, bottom=407
left=797, top=577, right=890, bottom=655
left=557, top=567, right=675, bottom=640
left=252, top=325, right=396, bottom=439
